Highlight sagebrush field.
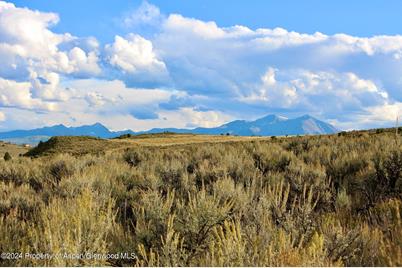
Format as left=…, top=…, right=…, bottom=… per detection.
left=0, top=130, right=401, bottom=266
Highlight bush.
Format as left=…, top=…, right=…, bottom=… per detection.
left=124, top=150, right=142, bottom=167
left=30, top=189, right=115, bottom=266
left=49, top=160, right=74, bottom=185
left=3, top=152, right=11, bottom=161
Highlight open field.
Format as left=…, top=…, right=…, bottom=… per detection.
left=0, top=130, right=401, bottom=266
left=24, top=133, right=277, bottom=157
left=0, top=141, right=29, bottom=158
left=114, top=133, right=275, bottom=146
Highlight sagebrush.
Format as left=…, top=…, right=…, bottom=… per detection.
left=0, top=131, right=401, bottom=266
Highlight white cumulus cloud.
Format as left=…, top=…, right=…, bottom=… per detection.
left=0, top=78, right=57, bottom=111
left=0, top=1, right=101, bottom=113
left=104, top=34, right=169, bottom=86
left=241, top=67, right=400, bottom=127
left=123, top=1, right=163, bottom=27
left=105, top=34, right=166, bottom=74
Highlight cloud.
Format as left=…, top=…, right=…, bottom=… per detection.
left=154, top=13, right=402, bottom=101
left=363, top=103, right=402, bottom=124
left=67, top=79, right=172, bottom=107
left=0, top=2, right=101, bottom=78
left=105, top=34, right=166, bottom=74
left=242, top=68, right=388, bottom=107
left=0, top=111, right=6, bottom=121
left=104, top=34, right=169, bottom=86
left=240, top=67, right=400, bottom=127
left=160, top=107, right=233, bottom=128
left=0, top=77, right=233, bottom=131
left=60, top=79, right=173, bottom=122
left=145, top=12, right=402, bottom=128
left=0, top=77, right=57, bottom=111
left=129, top=109, right=159, bottom=120
left=30, top=71, right=72, bottom=101
left=163, top=14, right=226, bottom=39
left=0, top=1, right=102, bottom=113
left=85, top=92, right=110, bottom=107
left=68, top=47, right=101, bottom=76
left=123, top=1, right=163, bottom=28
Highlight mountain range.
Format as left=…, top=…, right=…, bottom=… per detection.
left=0, top=114, right=339, bottom=145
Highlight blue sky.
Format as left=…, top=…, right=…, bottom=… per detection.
left=0, top=0, right=401, bottom=131
left=10, top=0, right=402, bottom=40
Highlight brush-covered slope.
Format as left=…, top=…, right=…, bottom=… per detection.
left=24, top=136, right=122, bottom=157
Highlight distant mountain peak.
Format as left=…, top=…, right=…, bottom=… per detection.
left=298, top=114, right=315, bottom=120
left=46, top=124, right=67, bottom=129
left=86, top=122, right=108, bottom=129
left=255, top=114, right=288, bottom=124
left=91, top=122, right=106, bottom=127
left=0, top=114, right=339, bottom=145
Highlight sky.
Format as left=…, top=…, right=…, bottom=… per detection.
left=0, top=0, right=401, bottom=131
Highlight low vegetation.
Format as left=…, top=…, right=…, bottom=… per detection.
left=0, top=130, right=401, bottom=266
left=24, top=134, right=271, bottom=158
left=0, top=141, right=29, bottom=158
left=24, top=136, right=121, bottom=157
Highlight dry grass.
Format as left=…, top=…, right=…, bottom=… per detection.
left=25, top=133, right=276, bottom=157
left=0, top=141, right=29, bottom=158
left=1, top=130, right=401, bottom=266
left=115, top=133, right=273, bottom=146
left=25, top=136, right=130, bottom=157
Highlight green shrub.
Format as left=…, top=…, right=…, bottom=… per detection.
left=3, top=152, right=12, bottom=161
left=124, top=150, right=142, bottom=167
left=49, top=160, right=74, bottom=185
